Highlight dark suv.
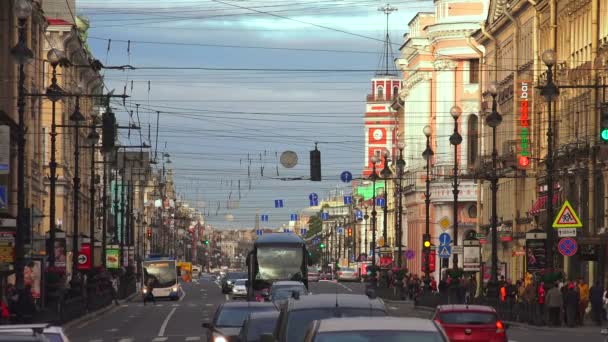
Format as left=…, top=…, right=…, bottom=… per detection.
left=221, top=271, right=247, bottom=294
left=261, top=293, right=387, bottom=342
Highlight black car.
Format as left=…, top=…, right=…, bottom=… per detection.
left=221, top=271, right=247, bottom=294
left=203, top=302, right=277, bottom=342
left=261, top=293, right=387, bottom=342
left=238, top=311, right=280, bottom=342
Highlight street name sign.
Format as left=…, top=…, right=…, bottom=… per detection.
left=552, top=200, right=582, bottom=228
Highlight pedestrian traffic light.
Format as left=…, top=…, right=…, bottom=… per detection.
left=601, top=103, right=608, bottom=142
left=204, top=239, right=209, bottom=245
left=102, top=107, right=116, bottom=153
left=310, top=144, right=321, bottom=181
left=347, top=228, right=352, bottom=237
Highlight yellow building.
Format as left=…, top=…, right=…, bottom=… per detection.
left=474, top=0, right=608, bottom=284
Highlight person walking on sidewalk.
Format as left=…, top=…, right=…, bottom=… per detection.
left=590, top=281, right=605, bottom=325
left=565, top=283, right=580, bottom=327
left=578, top=278, right=589, bottom=325
left=111, top=274, right=120, bottom=305
left=546, top=282, right=563, bottom=327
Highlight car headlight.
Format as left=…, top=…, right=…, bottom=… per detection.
left=227, top=280, right=233, bottom=284
left=172, top=287, right=178, bottom=292
left=142, top=288, right=148, bottom=294
left=213, top=332, right=228, bottom=342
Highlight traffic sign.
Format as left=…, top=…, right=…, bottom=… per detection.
left=439, top=233, right=451, bottom=245
left=558, top=228, right=577, bottom=237
left=337, top=227, right=344, bottom=234
left=558, top=238, right=578, bottom=257
left=0, top=186, right=6, bottom=209
left=343, top=196, right=353, bottom=205
left=376, top=198, right=385, bottom=207
left=405, top=249, right=415, bottom=260
left=340, top=171, right=353, bottom=183
left=438, top=245, right=451, bottom=258
left=78, top=254, right=87, bottom=264
left=355, top=210, right=363, bottom=221
left=552, top=200, right=582, bottom=228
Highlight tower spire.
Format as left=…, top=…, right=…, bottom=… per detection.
left=377, top=4, right=398, bottom=76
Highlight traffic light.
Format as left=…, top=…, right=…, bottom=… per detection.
left=601, top=103, right=608, bottom=142
left=204, top=239, right=209, bottom=245
left=347, top=228, right=352, bottom=237
left=422, top=233, right=431, bottom=251
left=147, top=227, right=152, bottom=239
left=310, top=144, right=321, bottom=181
left=319, top=243, right=325, bottom=249
left=102, top=107, right=116, bottom=153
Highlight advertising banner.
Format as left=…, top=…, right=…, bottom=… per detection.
left=8, top=258, right=42, bottom=299
left=0, top=231, right=15, bottom=269
left=53, top=238, right=67, bottom=269
left=463, top=245, right=481, bottom=272
left=525, top=239, right=547, bottom=273
left=106, top=248, right=120, bottom=268
left=77, top=243, right=91, bottom=270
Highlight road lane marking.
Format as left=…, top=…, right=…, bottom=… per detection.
left=90, top=340, right=103, bottom=342
left=186, top=337, right=201, bottom=341
left=225, top=294, right=230, bottom=301
left=106, top=328, right=118, bottom=332
left=337, top=282, right=353, bottom=292
left=172, top=304, right=180, bottom=307
left=117, top=339, right=133, bottom=342
left=152, top=338, right=168, bottom=342
left=205, top=303, right=213, bottom=306
left=180, top=288, right=187, bottom=302
left=389, top=306, right=398, bottom=310
left=158, top=307, right=177, bottom=337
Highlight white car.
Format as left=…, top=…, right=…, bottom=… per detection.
left=232, top=278, right=248, bottom=299
left=0, top=324, right=70, bottom=342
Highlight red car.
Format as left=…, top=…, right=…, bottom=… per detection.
left=432, top=304, right=508, bottom=342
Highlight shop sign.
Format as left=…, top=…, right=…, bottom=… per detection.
left=0, top=230, right=15, bottom=265
left=106, top=248, right=120, bottom=268
left=77, top=243, right=91, bottom=270
left=519, top=81, right=530, bottom=167
left=463, top=245, right=481, bottom=272
left=525, top=239, right=547, bottom=273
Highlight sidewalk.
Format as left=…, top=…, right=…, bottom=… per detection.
left=62, top=290, right=138, bottom=330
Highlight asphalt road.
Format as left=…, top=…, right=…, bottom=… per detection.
left=66, top=278, right=607, bottom=342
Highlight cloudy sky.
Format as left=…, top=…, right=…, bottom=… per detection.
left=78, top=0, right=433, bottom=229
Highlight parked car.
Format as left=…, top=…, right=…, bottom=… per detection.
left=232, top=279, right=248, bottom=299
left=260, top=293, right=386, bottom=342
left=238, top=311, right=280, bottom=342
left=432, top=304, right=508, bottom=342
left=203, top=302, right=277, bottom=342
left=319, top=272, right=331, bottom=281
left=269, top=281, right=308, bottom=304
left=307, top=269, right=320, bottom=282
left=0, top=324, right=70, bottom=342
left=302, top=317, right=448, bottom=342
left=221, top=271, right=247, bottom=294
left=336, top=268, right=359, bottom=282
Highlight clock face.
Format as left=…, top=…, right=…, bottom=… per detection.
left=373, top=129, right=383, bottom=141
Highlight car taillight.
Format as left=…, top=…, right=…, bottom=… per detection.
left=496, top=320, right=505, bottom=333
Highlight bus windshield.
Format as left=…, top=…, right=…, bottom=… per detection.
left=143, top=261, right=177, bottom=288
left=256, top=246, right=303, bottom=281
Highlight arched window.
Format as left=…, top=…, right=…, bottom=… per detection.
left=393, top=86, right=399, bottom=99
left=467, top=115, right=478, bottom=165
left=376, top=86, right=384, bottom=99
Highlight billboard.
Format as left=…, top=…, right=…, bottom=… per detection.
left=106, top=248, right=120, bottom=268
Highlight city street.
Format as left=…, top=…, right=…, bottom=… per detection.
left=65, top=277, right=606, bottom=342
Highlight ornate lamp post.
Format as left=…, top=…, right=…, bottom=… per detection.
left=449, top=105, right=463, bottom=270
left=70, top=91, right=86, bottom=286
left=11, top=0, right=34, bottom=291
left=540, top=49, right=559, bottom=271
left=369, top=154, right=381, bottom=284
left=87, top=124, right=100, bottom=269
left=396, top=142, right=406, bottom=269
left=380, top=150, right=392, bottom=247
left=486, top=82, right=503, bottom=298
left=422, top=125, right=434, bottom=289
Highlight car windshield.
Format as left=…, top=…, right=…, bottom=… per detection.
left=235, top=279, right=247, bottom=286
left=439, top=312, right=497, bottom=325
left=271, top=285, right=306, bottom=300
left=143, top=261, right=177, bottom=288
left=287, top=308, right=385, bottom=342
left=216, top=307, right=276, bottom=327
left=245, top=316, right=278, bottom=341
left=256, top=246, right=303, bottom=281
left=314, top=331, right=445, bottom=342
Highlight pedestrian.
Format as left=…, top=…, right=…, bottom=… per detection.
left=578, top=278, right=589, bottom=325
left=546, top=282, right=563, bottom=327
left=111, top=275, right=119, bottom=305
left=143, top=279, right=156, bottom=306
left=565, top=283, right=580, bottom=327
left=589, top=281, right=604, bottom=325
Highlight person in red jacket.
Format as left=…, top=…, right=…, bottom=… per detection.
left=1, top=300, right=9, bottom=324
left=538, top=282, right=546, bottom=325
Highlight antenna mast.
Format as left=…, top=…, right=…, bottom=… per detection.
left=378, top=4, right=398, bottom=75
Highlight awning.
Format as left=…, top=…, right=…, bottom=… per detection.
left=530, top=193, right=560, bottom=216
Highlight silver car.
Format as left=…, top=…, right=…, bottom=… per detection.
left=337, top=267, right=359, bottom=282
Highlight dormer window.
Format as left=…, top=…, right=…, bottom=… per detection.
left=376, top=86, right=384, bottom=99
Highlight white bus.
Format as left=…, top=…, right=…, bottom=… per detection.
left=142, top=256, right=180, bottom=300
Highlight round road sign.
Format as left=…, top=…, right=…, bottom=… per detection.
left=78, top=254, right=88, bottom=265
left=558, top=237, right=578, bottom=257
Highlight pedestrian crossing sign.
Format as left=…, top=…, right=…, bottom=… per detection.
left=552, top=200, right=582, bottom=228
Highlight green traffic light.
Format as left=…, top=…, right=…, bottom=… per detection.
left=601, top=128, right=608, bottom=141
left=319, top=243, right=325, bottom=249
left=205, top=240, right=209, bottom=245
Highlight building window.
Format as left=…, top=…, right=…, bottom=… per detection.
left=376, top=86, right=384, bottom=99
left=467, top=114, right=478, bottom=165
left=393, top=86, right=399, bottom=99
left=469, top=59, right=480, bottom=84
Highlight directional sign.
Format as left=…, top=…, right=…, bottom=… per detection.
left=256, top=229, right=263, bottom=236
left=558, top=228, right=577, bottom=237
left=78, top=254, right=87, bottom=265
left=343, top=196, right=353, bottom=205
left=376, top=197, right=385, bottom=208
left=405, top=249, right=415, bottom=260
left=337, top=227, right=344, bottom=234
left=438, top=245, right=451, bottom=258
left=0, top=186, right=6, bottom=209
left=553, top=200, right=583, bottom=228
left=321, top=212, right=329, bottom=220
left=260, top=214, right=269, bottom=222
left=309, top=193, right=319, bottom=206
left=300, top=228, right=308, bottom=236
left=340, top=171, right=353, bottom=183
left=355, top=210, right=363, bottom=221
left=290, top=214, right=298, bottom=221
left=558, top=237, right=578, bottom=257
left=439, top=233, right=451, bottom=246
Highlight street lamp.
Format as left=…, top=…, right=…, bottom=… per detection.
left=10, top=0, right=33, bottom=292
left=540, top=49, right=559, bottom=271
left=449, top=105, right=463, bottom=270
left=87, top=121, right=100, bottom=270
left=396, top=142, right=406, bottom=270
left=422, top=125, right=434, bottom=289
left=70, top=90, right=86, bottom=286
left=380, top=150, right=392, bottom=248
left=363, top=206, right=369, bottom=259
left=486, top=82, right=503, bottom=298
left=369, top=154, right=381, bottom=283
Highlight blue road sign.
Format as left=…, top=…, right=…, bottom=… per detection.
left=438, top=245, right=452, bottom=258
left=558, top=238, right=577, bottom=257
left=321, top=212, right=329, bottom=220
left=340, top=171, right=353, bottom=183
left=337, top=227, right=344, bottom=234
left=309, top=198, right=319, bottom=207
left=309, top=193, right=318, bottom=201
left=355, top=210, right=363, bottom=220
left=260, top=214, right=269, bottom=222
left=0, top=185, right=6, bottom=209
left=376, top=197, right=385, bottom=207
left=439, top=233, right=452, bottom=246
left=290, top=214, right=298, bottom=221
left=256, top=229, right=263, bottom=236
left=300, top=228, right=307, bottom=235
left=274, top=199, right=284, bottom=208
left=343, top=196, right=352, bottom=205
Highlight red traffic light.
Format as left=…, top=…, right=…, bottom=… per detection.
left=347, top=228, right=352, bottom=237
left=519, top=156, right=529, bottom=167
left=147, top=227, right=152, bottom=238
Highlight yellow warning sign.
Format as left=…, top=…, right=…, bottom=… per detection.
left=552, top=200, right=583, bottom=228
